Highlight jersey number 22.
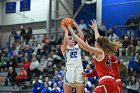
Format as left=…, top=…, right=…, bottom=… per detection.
left=70, top=52, right=77, bottom=58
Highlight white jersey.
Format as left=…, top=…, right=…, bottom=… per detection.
left=63, top=44, right=82, bottom=66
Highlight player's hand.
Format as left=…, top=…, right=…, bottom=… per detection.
left=67, top=25, right=73, bottom=32
left=61, top=23, right=68, bottom=32
left=81, top=72, right=87, bottom=77
left=89, top=19, right=98, bottom=30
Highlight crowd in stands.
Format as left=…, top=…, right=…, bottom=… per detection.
left=0, top=16, right=140, bottom=93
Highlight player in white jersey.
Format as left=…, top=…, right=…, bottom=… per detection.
left=61, top=21, right=85, bottom=93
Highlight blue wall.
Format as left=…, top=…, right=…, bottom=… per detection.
left=102, top=0, right=140, bottom=36
left=73, top=0, right=96, bottom=25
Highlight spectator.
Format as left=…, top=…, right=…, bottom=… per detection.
left=45, top=60, right=54, bottom=78
left=26, top=27, right=33, bottom=44
left=42, top=37, right=51, bottom=57
left=5, top=67, right=17, bottom=86
left=52, top=70, right=59, bottom=83
left=24, top=45, right=32, bottom=59
left=49, top=34, right=56, bottom=48
left=128, top=57, right=140, bottom=76
left=0, top=54, right=8, bottom=71
left=51, top=51, right=61, bottom=68
left=9, top=29, right=19, bottom=47
left=119, top=59, right=128, bottom=82
left=20, top=28, right=27, bottom=43
left=41, top=82, right=51, bottom=93
left=17, top=47, right=24, bottom=63
left=16, top=67, right=28, bottom=88
left=10, top=28, right=19, bottom=41
left=123, top=57, right=129, bottom=68
left=85, top=77, right=92, bottom=92
left=57, top=76, right=63, bottom=90
left=30, top=57, right=40, bottom=76
left=122, top=35, right=130, bottom=48
left=127, top=43, right=136, bottom=56
left=125, top=16, right=136, bottom=37
left=58, top=65, right=65, bottom=77
left=107, top=28, right=118, bottom=42
left=38, top=55, right=47, bottom=74
left=22, top=58, right=30, bottom=71
left=44, top=77, right=52, bottom=87
left=130, top=37, right=137, bottom=46
left=79, top=19, right=87, bottom=30
left=55, top=33, right=63, bottom=45
left=8, top=55, right=17, bottom=69
left=51, top=83, right=60, bottom=93
left=127, top=75, right=139, bottom=93
left=36, top=42, right=43, bottom=55
left=32, top=76, right=44, bottom=93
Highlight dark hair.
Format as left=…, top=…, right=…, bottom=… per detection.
left=130, top=75, right=137, bottom=85
left=97, top=36, right=122, bottom=54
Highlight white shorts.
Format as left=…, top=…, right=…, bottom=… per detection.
left=64, top=64, right=84, bottom=86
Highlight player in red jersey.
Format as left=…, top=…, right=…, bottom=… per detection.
left=82, top=54, right=122, bottom=93
left=82, top=20, right=122, bottom=93
left=67, top=19, right=122, bottom=93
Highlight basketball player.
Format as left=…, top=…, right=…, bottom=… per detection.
left=67, top=20, right=122, bottom=93
left=61, top=21, right=85, bottom=93
left=82, top=20, right=122, bottom=93
left=82, top=54, right=122, bottom=93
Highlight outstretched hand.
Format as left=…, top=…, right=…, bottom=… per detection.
left=89, top=19, right=98, bottom=30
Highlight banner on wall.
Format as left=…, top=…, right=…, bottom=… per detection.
left=20, top=0, right=31, bottom=12
left=6, top=2, right=16, bottom=14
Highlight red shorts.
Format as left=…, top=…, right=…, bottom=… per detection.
left=116, top=81, right=122, bottom=93
left=93, top=78, right=118, bottom=93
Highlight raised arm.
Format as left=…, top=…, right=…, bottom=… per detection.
left=73, top=20, right=84, bottom=40
left=89, top=20, right=100, bottom=40
left=61, top=25, right=69, bottom=54
left=68, top=25, right=102, bottom=55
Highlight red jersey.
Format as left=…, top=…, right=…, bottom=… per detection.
left=94, top=52, right=114, bottom=78
left=110, top=54, right=120, bottom=79
left=22, top=62, right=30, bottom=70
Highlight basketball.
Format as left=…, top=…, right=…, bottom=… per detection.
left=61, top=18, right=74, bottom=28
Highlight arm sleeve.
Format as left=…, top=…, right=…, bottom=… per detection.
left=86, top=69, right=97, bottom=77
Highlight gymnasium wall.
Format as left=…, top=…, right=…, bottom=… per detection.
left=102, top=0, right=140, bottom=35
left=1, top=0, right=73, bottom=25
left=0, top=0, right=73, bottom=47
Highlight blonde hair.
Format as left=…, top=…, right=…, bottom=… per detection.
left=97, top=36, right=122, bottom=54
